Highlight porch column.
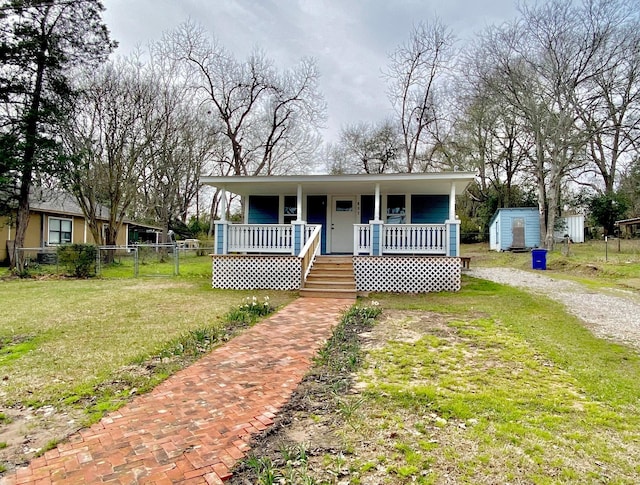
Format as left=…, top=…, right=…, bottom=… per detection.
left=215, top=187, right=228, bottom=255
left=449, top=182, right=456, bottom=220
left=220, top=187, right=227, bottom=222
left=293, top=185, right=306, bottom=255
left=296, top=184, right=303, bottom=222
left=371, top=183, right=383, bottom=255
left=445, top=182, right=460, bottom=257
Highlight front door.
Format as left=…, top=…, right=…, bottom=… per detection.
left=331, top=196, right=355, bottom=253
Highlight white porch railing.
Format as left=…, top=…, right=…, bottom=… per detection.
left=354, top=223, right=447, bottom=255
left=384, top=224, right=446, bottom=254
left=225, top=222, right=447, bottom=256
left=299, top=224, right=321, bottom=282
left=227, top=224, right=293, bottom=253
left=354, top=224, right=371, bottom=254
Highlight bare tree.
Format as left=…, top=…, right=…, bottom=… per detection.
left=60, top=58, right=161, bottom=247
left=329, top=119, right=401, bottom=174
left=576, top=2, right=640, bottom=195
left=132, top=43, right=218, bottom=243
left=384, top=20, right=456, bottom=173
left=471, top=0, right=629, bottom=248
left=453, top=75, right=534, bottom=208
left=169, top=22, right=326, bottom=178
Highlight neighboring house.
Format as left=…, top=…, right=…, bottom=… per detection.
left=1, top=190, right=160, bottom=264
left=489, top=208, right=541, bottom=251
left=489, top=208, right=584, bottom=251
left=616, top=217, right=640, bottom=238
left=203, top=172, right=476, bottom=294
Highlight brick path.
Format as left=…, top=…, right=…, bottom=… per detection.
left=3, top=298, right=349, bottom=485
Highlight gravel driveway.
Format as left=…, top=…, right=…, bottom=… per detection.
left=468, top=267, right=640, bottom=351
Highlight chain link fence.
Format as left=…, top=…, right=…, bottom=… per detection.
left=14, top=242, right=215, bottom=278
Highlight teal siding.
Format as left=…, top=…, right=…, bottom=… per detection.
left=215, top=223, right=225, bottom=254
left=449, top=224, right=458, bottom=256
left=372, top=223, right=381, bottom=255
left=411, top=195, right=449, bottom=224
left=248, top=196, right=279, bottom=224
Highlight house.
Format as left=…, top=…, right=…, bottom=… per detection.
left=1, top=190, right=160, bottom=265
left=202, top=172, right=476, bottom=294
left=489, top=208, right=541, bottom=251
left=616, top=217, right=640, bottom=238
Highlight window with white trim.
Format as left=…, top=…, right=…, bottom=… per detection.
left=48, top=217, right=72, bottom=245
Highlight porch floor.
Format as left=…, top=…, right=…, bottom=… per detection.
left=4, top=298, right=350, bottom=485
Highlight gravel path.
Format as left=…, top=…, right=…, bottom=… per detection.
left=468, top=267, right=640, bottom=351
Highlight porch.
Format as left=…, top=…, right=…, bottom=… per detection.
left=204, top=173, right=474, bottom=294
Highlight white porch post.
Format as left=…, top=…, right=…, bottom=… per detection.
left=370, top=183, right=383, bottom=256
left=449, top=183, right=456, bottom=220
left=215, top=187, right=229, bottom=255
left=445, top=183, right=460, bottom=257
left=292, top=183, right=306, bottom=255
left=220, top=187, right=227, bottom=222
left=296, top=184, right=303, bottom=222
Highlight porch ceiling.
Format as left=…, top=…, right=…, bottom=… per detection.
left=202, top=172, right=476, bottom=197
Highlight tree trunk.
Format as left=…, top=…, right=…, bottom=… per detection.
left=12, top=36, right=48, bottom=270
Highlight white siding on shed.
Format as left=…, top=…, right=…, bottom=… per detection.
left=555, top=215, right=584, bottom=243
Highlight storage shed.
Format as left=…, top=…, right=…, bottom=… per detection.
left=489, top=208, right=541, bottom=251
left=554, top=215, right=585, bottom=243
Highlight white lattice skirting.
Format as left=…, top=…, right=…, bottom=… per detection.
left=212, top=255, right=301, bottom=290
left=353, top=256, right=461, bottom=293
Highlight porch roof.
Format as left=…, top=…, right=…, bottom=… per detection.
left=202, top=172, right=476, bottom=197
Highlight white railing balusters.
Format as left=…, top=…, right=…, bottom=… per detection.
left=353, top=224, right=371, bottom=255
left=382, top=224, right=447, bottom=254
left=227, top=224, right=319, bottom=254
left=228, top=224, right=294, bottom=253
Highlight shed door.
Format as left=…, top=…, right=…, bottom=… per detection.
left=511, top=217, right=525, bottom=248
left=330, top=196, right=355, bottom=253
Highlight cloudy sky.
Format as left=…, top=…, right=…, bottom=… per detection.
left=103, top=0, right=520, bottom=142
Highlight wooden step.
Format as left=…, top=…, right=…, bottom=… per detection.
left=301, top=255, right=356, bottom=299
left=304, top=280, right=356, bottom=290
left=299, top=288, right=357, bottom=299
left=306, top=269, right=354, bottom=277
left=315, top=256, right=353, bottom=263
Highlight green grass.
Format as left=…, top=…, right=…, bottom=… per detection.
left=462, top=240, right=640, bottom=291
left=333, top=280, right=640, bottom=483
left=0, top=277, right=294, bottom=409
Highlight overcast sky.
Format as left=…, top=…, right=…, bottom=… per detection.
left=103, top=0, right=520, bottom=142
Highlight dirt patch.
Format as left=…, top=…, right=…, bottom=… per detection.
left=229, top=309, right=454, bottom=484
left=0, top=404, right=84, bottom=469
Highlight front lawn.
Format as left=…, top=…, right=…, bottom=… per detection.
left=233, top=277, right=640, bottom=484
left=0, top=277, right=294, bottom=471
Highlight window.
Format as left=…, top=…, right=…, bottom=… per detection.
left=283, top=195, right=297, bottom=224
left=386, top=195, right=406, bottom=224
left=49, top=218, right=72, bottom=244
left=335, top=200, right=353, bottom=212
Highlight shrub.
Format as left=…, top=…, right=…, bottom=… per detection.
left=57, top=244, right=98, bottom=278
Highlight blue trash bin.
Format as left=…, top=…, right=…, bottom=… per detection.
left=531, top=248, right=547, bottom=270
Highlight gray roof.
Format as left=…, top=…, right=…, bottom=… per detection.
left=29, top=189, right=111, bottom=220
left=29, top=189, right=161, bottom=230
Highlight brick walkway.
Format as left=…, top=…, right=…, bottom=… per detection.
left=3, top=298, right=350, bottom=485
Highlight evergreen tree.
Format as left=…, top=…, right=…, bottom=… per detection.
left=0, top=0, right=115, bottom=267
